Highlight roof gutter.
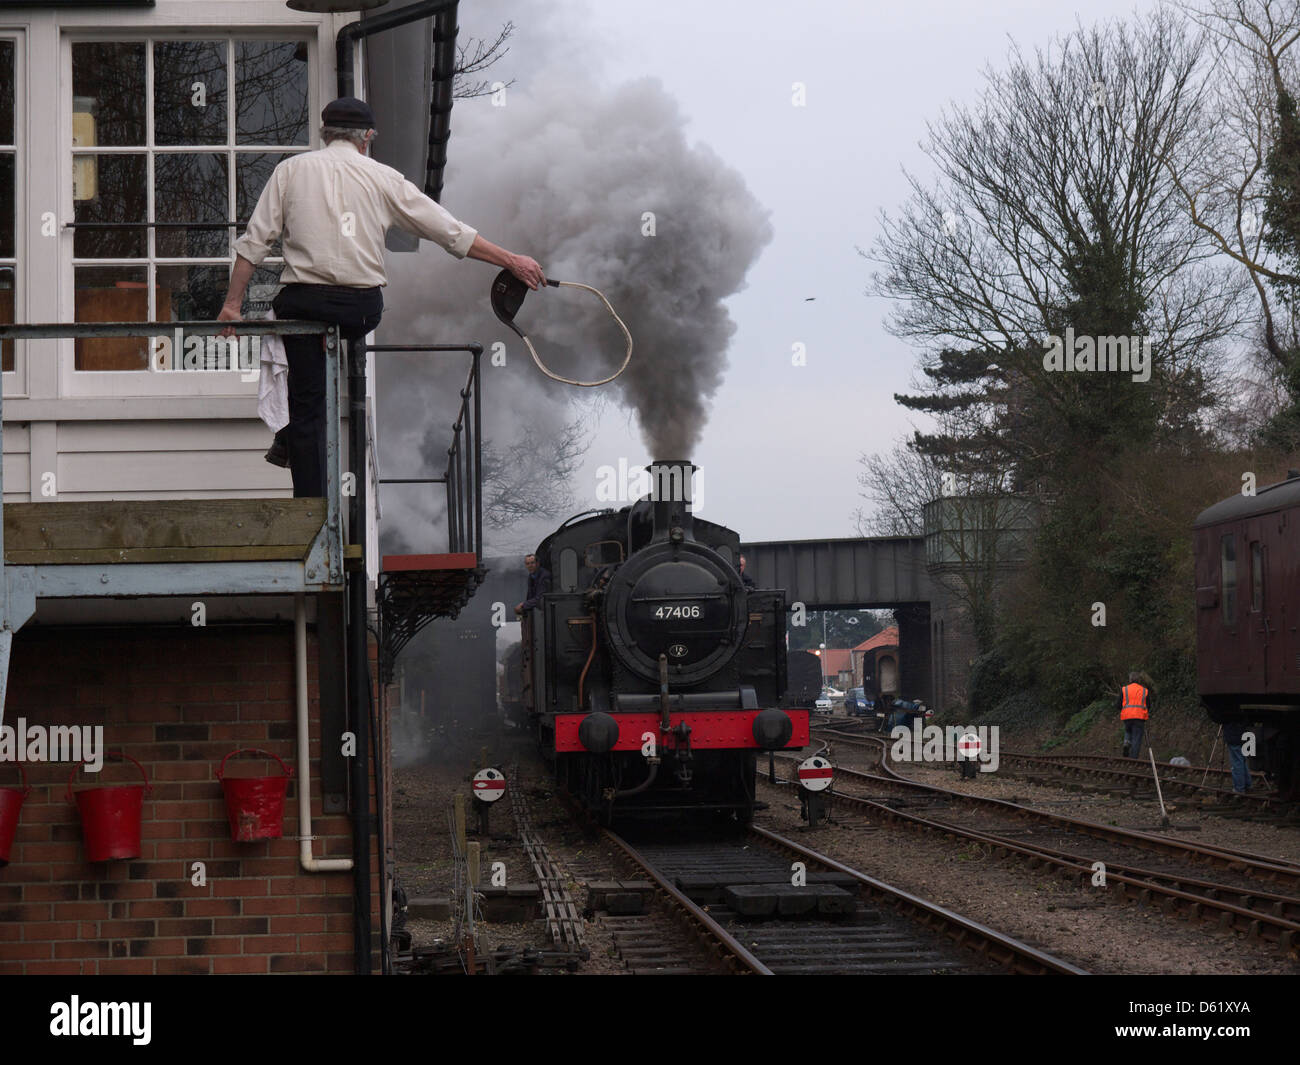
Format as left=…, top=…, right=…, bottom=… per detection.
left=336, top=0, right=461, bottom=200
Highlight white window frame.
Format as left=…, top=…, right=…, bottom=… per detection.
left=1, top=27, right=24, bottom=397
left=59, top=29, right=316, bottom=398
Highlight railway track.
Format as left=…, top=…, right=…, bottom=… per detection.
left=812, top=722, right=1299, bottom=822
left=771, top=746, right=1300, bottom=954
left=600, top=825, right=1088, bottom=975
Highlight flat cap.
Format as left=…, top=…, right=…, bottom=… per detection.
left=321, top=97, right=375, bottom=129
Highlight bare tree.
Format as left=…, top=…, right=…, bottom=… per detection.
left=453, top=22, right=516, bottom=100
left=867, top=10, right=1244, bottom=449
left=1166, top=0, right=1300, bottom=367
left=480, top=415, right=590, bottom=531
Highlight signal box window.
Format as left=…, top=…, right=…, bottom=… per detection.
left=1220, top=534, right=1236, bottom=627
left=70, top=38, right=308, bottom=370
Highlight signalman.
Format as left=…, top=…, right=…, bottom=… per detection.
left=220, top=96, right=545, bottom=497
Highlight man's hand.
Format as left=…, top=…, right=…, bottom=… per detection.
left=508, top=254, right=546, bottom=291
left=514, top=603, right=524, bottom=616
left=217, top=302, right=242, bottom=339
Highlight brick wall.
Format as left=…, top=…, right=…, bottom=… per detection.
left=0, top=624, right=381, bottom=975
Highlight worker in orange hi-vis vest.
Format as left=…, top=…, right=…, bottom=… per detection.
left=1118, top=672, right=1153, bottom=759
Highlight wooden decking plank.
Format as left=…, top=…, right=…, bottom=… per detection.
left=3, top=498, right=326, bottom=553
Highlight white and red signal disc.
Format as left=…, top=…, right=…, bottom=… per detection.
left=472, top=767, right=507, bottom=802
left=798, top=756, right=833, bottom=792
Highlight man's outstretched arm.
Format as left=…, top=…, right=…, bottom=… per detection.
left=466, top=235, right=546, bottom=290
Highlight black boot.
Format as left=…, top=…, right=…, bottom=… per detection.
left=265, top=426, right=290, bottom=467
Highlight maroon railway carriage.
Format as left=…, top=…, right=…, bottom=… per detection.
left=1193, top=472, right=1300, bottom=795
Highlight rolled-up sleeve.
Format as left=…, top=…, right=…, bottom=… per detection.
left=388, top=178, right=478, bottom=258
left=233, top=165, right=285, bottom=265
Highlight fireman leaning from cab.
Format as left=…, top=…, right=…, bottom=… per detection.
left=1118, top=671, right=1153, bottom=760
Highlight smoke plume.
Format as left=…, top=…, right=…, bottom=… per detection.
left=377, top=10, right=771, bottom=553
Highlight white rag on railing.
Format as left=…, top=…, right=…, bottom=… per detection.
left=257, top=308, right=289, bottom=433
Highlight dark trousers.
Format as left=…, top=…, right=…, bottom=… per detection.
left=272, top=283, right=383, bottom=498
left=1123, top=719, right=1145, bottom=759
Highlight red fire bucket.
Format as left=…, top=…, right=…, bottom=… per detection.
left=217, top=748, right=292, bottom=842
left=66, top=751, right=151, bottom=862
left=0, top=762, right=31, bottom=866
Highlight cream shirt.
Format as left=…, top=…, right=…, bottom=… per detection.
left=233, top=140, right=478, bottom=287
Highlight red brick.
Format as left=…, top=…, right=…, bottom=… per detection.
left=247, top=934, right=298, bottom=953
left=21, top=921, right=80, bottom=941
left=26, top=961, right=88, bottom=975
left=19, top=842, right=81, bottom=863
left=156, top=957, right=212, bottom=974
left=297, top=894, right=353, bottom=914
left=99, top=919, right=157, bottom=939
left=129, top=937, right=186, bottom=957
left=298, top=932, right=353, bottom=952
left=242, top=896, right=299, bottom=916
left=211, top=917, right=269, bottom=936
left=185, top=936, right=242, bottom=955
left=54, top=940, right=105, bottom=958
left=156, top=918, right=213, bottom=936
left=236, top=857, right=300, bottom=877
left=269, top=915, right=325, bottom=934
left=187, top=898, right=240, bottom=917
left=214, top=955, right=269, bottom=974
left=270, top=954, right=325, bottom=973
left=97, top=959, right=153, bottom=974
left=214, top=878, right=268, bottom=898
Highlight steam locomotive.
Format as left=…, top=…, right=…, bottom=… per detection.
left=516, top=460, right=809, bottom=823
left=1193, top=472, right=1300, bottom=798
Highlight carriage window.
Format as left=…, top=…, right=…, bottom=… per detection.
left=1250, top=542, right=1262, bottom=612
left=1220, top=535, right=1236, bottom=625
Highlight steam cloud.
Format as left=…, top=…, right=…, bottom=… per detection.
left=377, top=18, right=771, bottom=553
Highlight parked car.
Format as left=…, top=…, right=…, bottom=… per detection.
left=814, top=696, right=834, bottom=714
left=844, top=688, right=869, bottom=715
left=822, top=686, right=845, bottom=699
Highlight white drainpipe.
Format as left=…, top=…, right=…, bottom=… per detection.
left=296, top=594, right=352, bottom=873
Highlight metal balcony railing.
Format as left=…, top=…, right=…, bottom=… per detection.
left=373, top=342, right=483, bottom=561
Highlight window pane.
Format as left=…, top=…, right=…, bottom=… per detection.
left=236, top=152, right=288, bottom=256
left=75, top=265, right=149, bottom=371
left=72, top=42, right=146, bottom=147
left=156, top=263, right=227, bottom=323
left=235, top=41, right=308, bottom=146
left=1221, top=534, right=1236, bottom=625
left=1251, top=543, right=1263, bottom=612
left=155, top=152, right=228, bottom=256
left=0, top=266, right=12, bottom=372
left=246, top=264, right=284, bottom=315
left=154, top=40, right=228, bottom=146
left=0, top=41, right=14, bottom=145
left=0, top=152, right=11, bottom=258
left=73, top=153, right=147, bottom=258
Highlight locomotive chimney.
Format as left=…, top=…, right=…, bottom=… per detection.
left=646, top=459, right=697, bottom=543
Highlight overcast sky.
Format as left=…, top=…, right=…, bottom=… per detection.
left=422, top=0, right=1166, bottom=546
